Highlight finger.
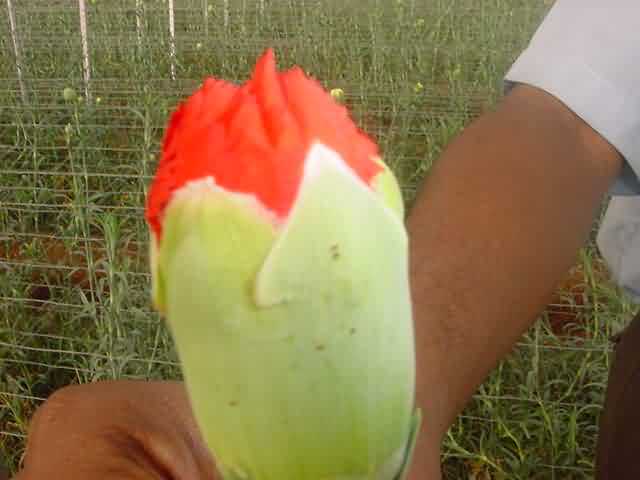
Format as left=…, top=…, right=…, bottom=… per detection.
left=15, top=381, right=219, bottom=480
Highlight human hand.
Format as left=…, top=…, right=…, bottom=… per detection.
left=12, top=380, right=219, bottom=480
left=11, top=379, right=442, bottom=480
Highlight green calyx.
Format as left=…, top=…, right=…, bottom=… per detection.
left=150, top=144, right=419, bottom=480
left=371, top=156, right=405, bottom=220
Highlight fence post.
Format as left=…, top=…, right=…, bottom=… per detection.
left=168, top=0, right=176, bottom=81
left=135, top=0, right=143, bottom=52
left=6, top=0, right=27, bottom=104
left=223, top=0, right=229, bottom=29
left=78, top=0, right=92, bottom=103
left=203, top=0, right=208, bottom=37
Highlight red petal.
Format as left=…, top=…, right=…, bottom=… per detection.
left=281, top=68, right=380, bottom=183
left=145, top=49, right=382, bottom=240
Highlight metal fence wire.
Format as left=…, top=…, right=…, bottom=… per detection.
left=0, top=0, right=634, bottom=478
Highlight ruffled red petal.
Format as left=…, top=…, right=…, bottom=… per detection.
left=145, top=49, right=381, bottom=239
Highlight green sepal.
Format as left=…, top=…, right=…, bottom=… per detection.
left=371, top=156, right=405, bottom=220
left=393, top=409, right=422, bottom=480
left=154, top=144, right=416, bottom=480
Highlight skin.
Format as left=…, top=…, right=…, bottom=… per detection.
left=406, top=84, right=622, bottom=479
left=12, top=381, right=218, bottom=480
left=11, top=85, right=623, bottom=479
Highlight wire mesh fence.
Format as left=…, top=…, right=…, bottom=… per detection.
left=0, top=0, right=635, bottom=477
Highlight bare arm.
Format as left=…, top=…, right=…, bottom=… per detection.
left=407, top=84, right=623, bottom=478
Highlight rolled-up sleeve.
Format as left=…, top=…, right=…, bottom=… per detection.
left=504, top=1, right=640, bottom=300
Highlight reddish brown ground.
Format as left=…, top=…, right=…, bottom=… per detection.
left=546, top=259, right=609, bottom=339
left=1, top=237, right=144, bottom=305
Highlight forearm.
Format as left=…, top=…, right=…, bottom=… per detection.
left=407, top=85, right=622, bottom=472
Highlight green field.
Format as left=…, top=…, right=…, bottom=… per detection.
left=1, top=1, right=635, bottom=478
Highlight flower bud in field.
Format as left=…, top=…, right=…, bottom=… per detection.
left=145, top=49, right=420, bottom=480
left=63, top=87, right=77, bottom=102
left=330, top=87, right=345, bottom=101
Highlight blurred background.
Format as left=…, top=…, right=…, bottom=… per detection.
left=1, top=1, right=635, bottom=478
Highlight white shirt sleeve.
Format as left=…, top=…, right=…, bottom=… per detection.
left=504, top=1, right=640, bottom=301
left=596, top=196, right=640, bottom=301
left=505, top=0, right=640, bottom=195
